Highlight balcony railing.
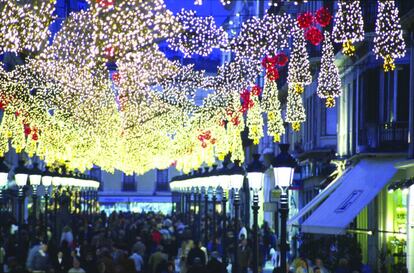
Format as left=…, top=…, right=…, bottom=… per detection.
left=359, top=122, right=408, bottom=152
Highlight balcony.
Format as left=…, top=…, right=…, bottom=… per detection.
left=359, top=122, right=409, bottom=152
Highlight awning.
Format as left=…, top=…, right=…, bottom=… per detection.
left=300, top=158, right=400, bottom=235
left=287, top=163, right=353, bottom=226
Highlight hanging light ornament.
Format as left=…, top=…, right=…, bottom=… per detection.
left=0, top=0, right=56, bottom=54
left=373, top=0, right=406, bottom=72
left=317, top=31, right=342, bottom=108
left=287, top=27, right=312, bottom=94
left=332, top=0, right=364, bottom=56
left=286, top=85, right=306, bottom=132
left=168, top=9, right=228, bottom=57
left=261, top=79, right=284, bottom=142
left=246, top=86, right=264, bottom=145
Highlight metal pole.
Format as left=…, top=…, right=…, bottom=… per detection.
left=409, top=33, right=414, bottom=159
left=212, top=189, right=217, bottom=241
left=252, top=191, right=260, bottom=273
left=204, top=191, right=209, bottom=246
left=54, top=189, right=58, bottom=243
left=197, top=191, right=202, bottom=241
left=192, top=190, right=196, bottom=237
left=32, top=186, right=37, bottom=222
left=233, top=189, right=240, bottom=273
left=280, top=192, right=289, bottom=273
left=222, top=190, right=228, bottom=265
left=18, top=187, right=25, bottom=262
left=44, top=191, right=49, bottom=239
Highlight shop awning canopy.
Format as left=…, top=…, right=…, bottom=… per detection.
left=299, top=158, right=401, bottom=235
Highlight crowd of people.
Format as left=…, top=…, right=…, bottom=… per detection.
left=0, top=210, right=371, bottom=273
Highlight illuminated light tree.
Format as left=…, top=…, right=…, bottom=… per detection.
left=287, top=27, right=312, bottom=94
left=246, top=86, right=264, bottom=145
left=0, top=0, right=56, bottom=54
left=373, top=0, right=406, bottom=72
left=168, top=9, right=228, bottom=57
left=332, top=0, right=364, bottom=56
left=317, top=31, right=342, bottom=108
left=261, top=80, right=284, bottom=142
left=286, top=85, right=306, bottom=132
left=232, top=14, right=295, bottom=60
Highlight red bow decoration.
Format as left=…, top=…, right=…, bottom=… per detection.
left=198, top=130, right=216, bottom=148
left=275, top=52, right=288, bottom=67
left=266, top=67, right=280, bottom=81
left=261, top=56, right=276, bottom=70
left=251, top=85, right=262, bottom=96
left=240, top=89, right=254, bottom=113
left=104, top=46, right=116, bottom=59
left=112, top=72, right=121, bottom=85
left=24, top=124, right=31, bottom=136
left=97, top=0, right=114, bottom=8
left=231, top=115, right=241, bottom=126
left=297, top=12, right=314, bottom=29
left=305, top=27, right=323, bottom=46
left=316, top=7, right=332, bottom=28
left=32, top=133, right=38, bottom=141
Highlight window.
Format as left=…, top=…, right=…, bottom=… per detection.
left=321, top=102, right=337, bottom=136
left=90, top=166, right=102, bottom=191
left=156, top=169, right=169, bottom=191
left=122, top=173, right=136, bottom=192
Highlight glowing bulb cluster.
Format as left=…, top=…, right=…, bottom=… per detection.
left=286, top=85, right=306, bottom=132
left=332, top=0, right=364, bottom=56
left=0, top=0, right=56, bottom=54
left=261, top=79, right=285, bottom=142
left=168, top=9, right=228, bottom=57
left=317, top=31, right=342, bottom=108
left=373, top=0, right=406, bottom=72
left=287, top=27, right=312, bottom=89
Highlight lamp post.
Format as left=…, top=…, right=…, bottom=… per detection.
left=216, top=161, right=230, bottom=266
left=42, top=167, right=53, bottom=239
left=229, top=161, right=245, bottom=273
left=0, top=159, right=9, bottom=214
left=204, top=184, right=209, bottom=246
left=29, top=162, right=42, bottom=222
left=247, top=154, right=266, bottom=273
left=272, top=144, right=297, bottom=273
left=15, top=160, right=29, bottom=261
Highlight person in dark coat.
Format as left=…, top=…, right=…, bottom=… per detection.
left=186, top=240, right=206, bottom=269
left=206, top=251, right=226, bottom=273
left=32, top=243, right=51, bottom=272
left=52, top=250, right=71, bottom=273
left=237, top=239, right=252, bottom=273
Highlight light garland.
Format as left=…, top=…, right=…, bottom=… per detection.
left=261, top=79, right=284, bottom=142
left=287, top=27, right=312, bottom=91
left=286, top=84, right=306, bottom=132
left=373, top=0, right=406, bottom=72
left=0, top=0, right=56, bottom=54
left=317, top=31, right=342, bottom=108
left=332, top=0, right=364, bottom=56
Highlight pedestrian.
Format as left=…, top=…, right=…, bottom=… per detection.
left=186, top=240, right=206, bottom=269
left=314, top=258, right=329, bottom=273
left=31, top=243, right=50, bottom=272
left=129, top=249, right=144, bottom=273
left=148, top=245, right=168, bottom=273
left=206, top=251, right=226, bottom=273
left=237, top=238, right=251, bottom=273
left=68, top=257, right=86, bottom=273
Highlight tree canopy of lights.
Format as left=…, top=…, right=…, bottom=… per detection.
left=0, top=0, right=322, bottom=175
left=332, top=0, right=364, bottom=56
left=287, top=27, right=312, bottom=93
left=261, top=80, right=284, bottom=142
left=317, top=31, right=342, bottom=108
left=0, top=0, right=56, bottom=54
left=286, top=85, right=306, bottom=132
left=168, top=9, right=228, bottom=57
left=373, top=0, right=406, bottom=72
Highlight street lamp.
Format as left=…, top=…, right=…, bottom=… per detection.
left=228, top=161, right=245, bottom=273
left=0, top=158, right=9, bottom=213
left=15, top=160, right=29, bottom=260
left=42, top=167, right=53, bottom=238
left=29, top=162, right=42, bottom=221
left=271, top=144, right=297, bottom=273
left=247, top=154, right=266, bottom=273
